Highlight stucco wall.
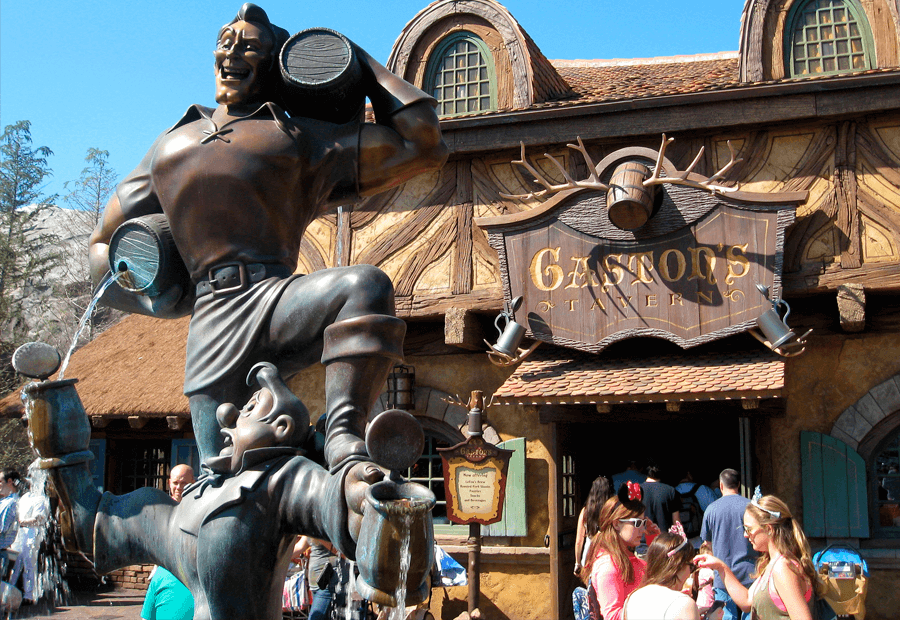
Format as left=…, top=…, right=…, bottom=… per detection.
left=765, top=330, right=900, bottom=620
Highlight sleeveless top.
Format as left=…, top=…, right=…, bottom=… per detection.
left=748, top=556, right=814, bottom=620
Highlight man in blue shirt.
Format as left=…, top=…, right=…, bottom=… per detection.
left=700, top=469, right=757, bottom=620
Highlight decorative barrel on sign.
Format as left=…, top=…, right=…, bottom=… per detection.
left=279, top=28, right=365, bottom=124
left=606, top=161, right=657, bottom=230
left=108, top=213, right=190, bottom=297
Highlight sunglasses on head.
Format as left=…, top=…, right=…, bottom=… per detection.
left=618, top=518, right=648, bottom=528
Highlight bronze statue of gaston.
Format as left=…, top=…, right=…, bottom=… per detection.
left=88, top=2, right=448, bottom=471
left=24, top=3, right=450, bottom=619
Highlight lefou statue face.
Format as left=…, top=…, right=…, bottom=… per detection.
left=213, top=388, right=292, bottom=474
left=214, top=20, right=274, bottom=106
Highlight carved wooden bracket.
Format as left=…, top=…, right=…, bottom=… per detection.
left=167, top=416, right=188, bottom=431
left=91, top=416, right=110, bottom=428
left=127, top=416, right=148, bottom=429
left=444, top=307, right=485, bottom=351
left=836, top=283, right=866, bottom=332
left=666, top=402, right=681, bottom=412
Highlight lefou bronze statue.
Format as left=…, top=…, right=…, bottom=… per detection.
left=24, top=361, right=434, bottom=620
left=88, top=3, right=448, bottom=472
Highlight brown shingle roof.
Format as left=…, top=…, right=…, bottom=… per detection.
left=492, top=345, right=783, bottom=405
left=521, top=28, right=573, bottom=103
left=1, top=314, right=190, bottom=418
left=553, top=56, right=741, bottom=106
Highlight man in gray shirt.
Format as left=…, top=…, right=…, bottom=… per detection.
left=700, top=469, right=757, bottom=620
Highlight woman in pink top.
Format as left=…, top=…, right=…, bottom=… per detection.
left=580, top=482, right=660, bottom=620
left=694, top=490, right=818, bottom=620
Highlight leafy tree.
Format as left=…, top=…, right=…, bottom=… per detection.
left=0, top=121, right=60, bottom=393
left=64, top=147, right=117, bottom=239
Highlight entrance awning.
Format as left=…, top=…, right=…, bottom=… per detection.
left=491, top=346, right=784, bottom=406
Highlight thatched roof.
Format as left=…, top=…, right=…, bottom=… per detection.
left=1, top=314, right=190, bottom=418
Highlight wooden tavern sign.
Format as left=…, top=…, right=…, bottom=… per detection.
left=474, top=137, right=809, bottom=353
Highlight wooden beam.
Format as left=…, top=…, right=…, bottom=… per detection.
left=834, top=121, right=861, bottom=269
left=438, top=74, right=900, bottom=156
left=128, top=416, right=148, bottom=429
left=784, top=262, right=900, bottom=296
left=444, top=307, right=486, bottom=351
left=91, top=416, right=110, bottom=429
left=836, top=283, right=866, bottom=333
left=396, top=288, right=503, bottom=319
left=167, top=416, right=188, bottom=431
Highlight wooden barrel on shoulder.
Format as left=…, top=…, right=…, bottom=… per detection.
left=279, top=28, right=365, bottom=124
left=108, top=214, right=190, bottom=297
left=606, top=161, right=657, bottom=230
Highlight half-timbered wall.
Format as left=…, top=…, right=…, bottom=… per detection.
left=298, top=114, right=900, bottom=324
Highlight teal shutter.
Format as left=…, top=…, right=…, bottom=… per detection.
left=483, top=437, right=526, bottom=537
left=88, top=438, right=106, bottom=492
left=801, top=431, right=868, bottom=537
left=171, top=439, right=201, bottom=478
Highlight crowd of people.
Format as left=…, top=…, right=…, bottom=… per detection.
left=574, top=465, right=823, bottom=620
left=1, top=467, right=56, bottom=614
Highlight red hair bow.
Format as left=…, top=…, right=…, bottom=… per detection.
left=626, top=481, right=641, bottom=501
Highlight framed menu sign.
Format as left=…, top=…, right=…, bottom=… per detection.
left=439, top=435, right=513, bottom=525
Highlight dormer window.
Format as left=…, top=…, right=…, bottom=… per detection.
left=786, top=0, right=874, bottom=77
left=425, top=32, right=497, bottom=117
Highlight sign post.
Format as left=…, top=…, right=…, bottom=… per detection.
left=439, top=391, right=513, bottom=614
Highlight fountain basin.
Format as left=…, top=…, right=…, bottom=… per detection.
left=355, top=480, right=436, bottom=607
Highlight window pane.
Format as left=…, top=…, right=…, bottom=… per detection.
left=789, top=0, right=870, bottom=77
left=428, top=33, right=496, bottom=117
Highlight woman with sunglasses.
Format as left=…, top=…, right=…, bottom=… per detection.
left=694, top=490, right=818, bottom=620
left=623, top=525, right=701, bottom=620
left=580, top=482, right=660, bottom=620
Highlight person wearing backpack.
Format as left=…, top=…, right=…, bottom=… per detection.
left=676, top=472, right=718, bottom=547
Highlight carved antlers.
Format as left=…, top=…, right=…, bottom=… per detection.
left=500, top=134, right=742, bottom=201
left=644, top=134, right=741, bottom=194
left=499, top=137, right=610, bottom=200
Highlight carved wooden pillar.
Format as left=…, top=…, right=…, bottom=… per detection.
left=453, top=160, right=474, bottom=295
left=835, top=121, right=861, bottom=269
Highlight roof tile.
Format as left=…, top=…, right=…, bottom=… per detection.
left=492, top=345, right=783, bottom=405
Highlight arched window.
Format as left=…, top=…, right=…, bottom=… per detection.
left=785, top=0, right=874, bottom=77
left=873, top=427, right=900, bottom=537
left=425, top=32, right=497, bottom=117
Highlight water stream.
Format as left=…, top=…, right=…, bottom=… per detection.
left=58, top=270, right=125, bottom=380
left=388, top=513, right=413, bottom=620
left=7, top=463, right=71, bottom=610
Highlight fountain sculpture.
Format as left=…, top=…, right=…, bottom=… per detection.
left=13, top=3, right=448, bottom=619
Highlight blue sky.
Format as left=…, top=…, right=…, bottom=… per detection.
left=1, top=0, right=745, bottom=203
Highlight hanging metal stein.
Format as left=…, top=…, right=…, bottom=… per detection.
left=750, top=284, right=812, bottom=357
left=485, top=296, right=540, bottom=366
